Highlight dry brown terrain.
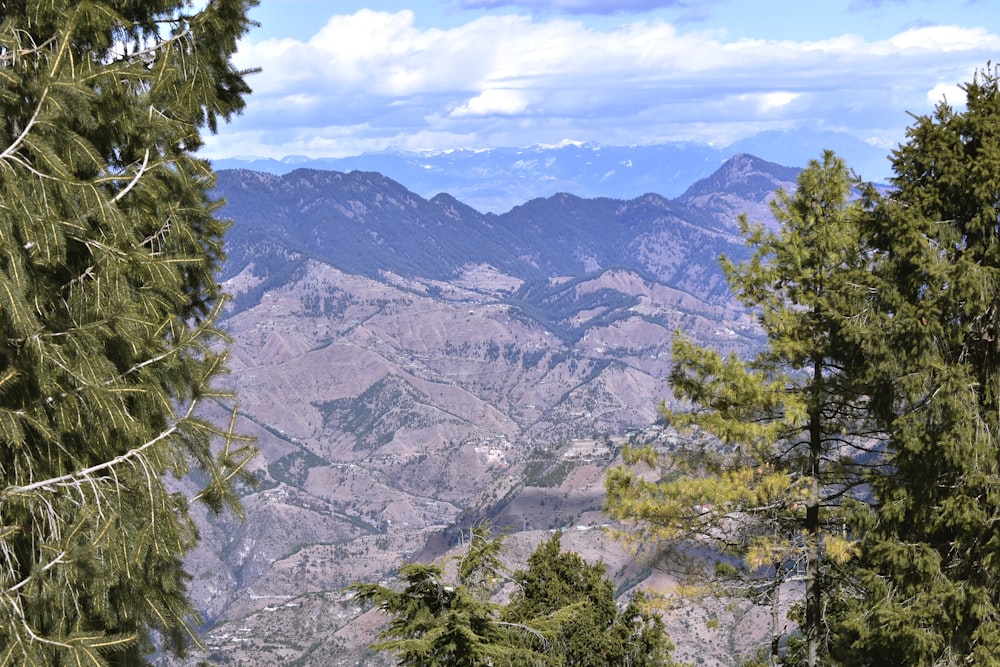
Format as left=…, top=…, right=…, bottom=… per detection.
left=160, top=155, right=799, bottom=665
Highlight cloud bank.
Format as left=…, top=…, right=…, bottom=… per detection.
left=207, top=9, right=1000, bottom=159
left=454, top=0, right=686, bottom=14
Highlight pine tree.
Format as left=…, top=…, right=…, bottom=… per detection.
left=352, top=527, right=544, bottom=667
left=833, top=63, right=1000, bottom=665
left=0, top=2, right=257, bottom=664
left=353, top=528, right=677, bottom=667
left=606, top=151, right=875, bottom=666
left=502, top=532, right=676, bottom=667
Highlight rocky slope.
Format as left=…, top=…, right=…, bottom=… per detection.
left=164, top=154, right=799, bottom=665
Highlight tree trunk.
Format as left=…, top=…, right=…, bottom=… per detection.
left=770, top=563, right=782, bottom=666
left=805, top=357, right=823, bottom=667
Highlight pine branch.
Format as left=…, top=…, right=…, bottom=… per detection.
left=0, top=91, right=46, bottom=162
left=110, top=148, right=150, bottom=204
left=1, top=397, right=197, bottom=499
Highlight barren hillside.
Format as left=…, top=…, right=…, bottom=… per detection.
left=164, top=154, right=797, bottom=665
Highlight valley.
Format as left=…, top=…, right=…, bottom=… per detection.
left=168, top=153, right=798, bottom=665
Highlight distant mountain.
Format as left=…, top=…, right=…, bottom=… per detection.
left=214, top=153, right=796, bottom=306
left=728, top=128, right=891, bottom=182
left=211, top=130, right=890, bottom=213
left=174, top=154, right=801, bottom=665
left=677, top=153, right=804, bottom=227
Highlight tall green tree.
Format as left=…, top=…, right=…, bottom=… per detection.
left=833, top=64, right=1000, bottom=665
left=606, top=151, right=875, bottom=666
left=353, top=528, right=677, bottom=667
left=502, top=532, right=676, bottom=667
left=0, top=1, right=257, bottom=664
left=353, top=527, right=545, bottom=667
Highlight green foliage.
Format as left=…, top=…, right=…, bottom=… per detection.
left=351, top=527, right=541, bottom=667
left=523, top=459, right=574, bottom=488
left=503, top=532, right=677, bottom=667
left=606, top=151, right=873, bottom=666
left=268, top=448, right=329, bottom=487
left=0, top=1, right=258, bottom=664
left=831, top=63, right=1000, bottom=665
left=352, top=528, right=678, bottom=666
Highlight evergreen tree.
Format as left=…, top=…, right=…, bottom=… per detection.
left=833, top=63, right=1000, bottom=665
left=352, top=527, right=544, bottom=667
left=503, top=532, right=675, bottom=667
left=353, top=528, right=677, bottom=667
left=0, top=1, right=257, bottom=664
left=606, top=151, right=875, bottom=666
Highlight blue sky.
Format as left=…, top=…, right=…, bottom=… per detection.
left=202, top=0, right=1000, bottom=160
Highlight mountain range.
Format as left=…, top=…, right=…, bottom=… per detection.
left=212, top=128, right=888, bottom=213
left=168, top=153, right=804, bottom=665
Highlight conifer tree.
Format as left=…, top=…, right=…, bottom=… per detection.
left=833, top=64, right=1000, bottom=665
left=352, top=527, right=545, bottom=667
left=0, top=1, right=257, bottom=664
left=502, top=532, right=675, bottom=667
left=606, top=151, right=875, bottom=666
left=353, top=528, right=678, bottom=667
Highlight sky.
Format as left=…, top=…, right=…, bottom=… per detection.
left=201, top=0, right=1000, bottom=160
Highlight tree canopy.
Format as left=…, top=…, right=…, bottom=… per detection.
left=503, top=532, right=674, bottom=667
left=607, top=63, right=1000, bottom=666
left=606, top=150, right=873, bottom=666
left=0, top=1, right=258, bottom=664
left=831, top=62, right=1000, bottom=665
left=352, top=528, right=678, bottom=667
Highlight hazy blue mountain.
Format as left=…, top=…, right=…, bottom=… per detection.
left=213, top=154, right=798, bottom=310
left=211, top=129, right=889, bottom=213
left=728, top=128, right=891, bottom=183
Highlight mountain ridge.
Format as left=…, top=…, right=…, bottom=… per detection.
left=210, top=129, right=888, bottom=213
left=173, top=153, right=804, bottom=665
left=214, top=153, right=795, bottom=301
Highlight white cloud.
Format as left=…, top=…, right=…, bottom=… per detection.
left=458, top=0, right=685, bottom=12
left=451, top=89, right=531, bottom=116
left=215, top=10, right=1000, bottom=159
left=889, top=25, right=999, bottom=52
left=926, top=83, right=966, bottom=107
left=739, top=91, right=802, bottom=114
left=864, top=135, right=895, bottom=149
